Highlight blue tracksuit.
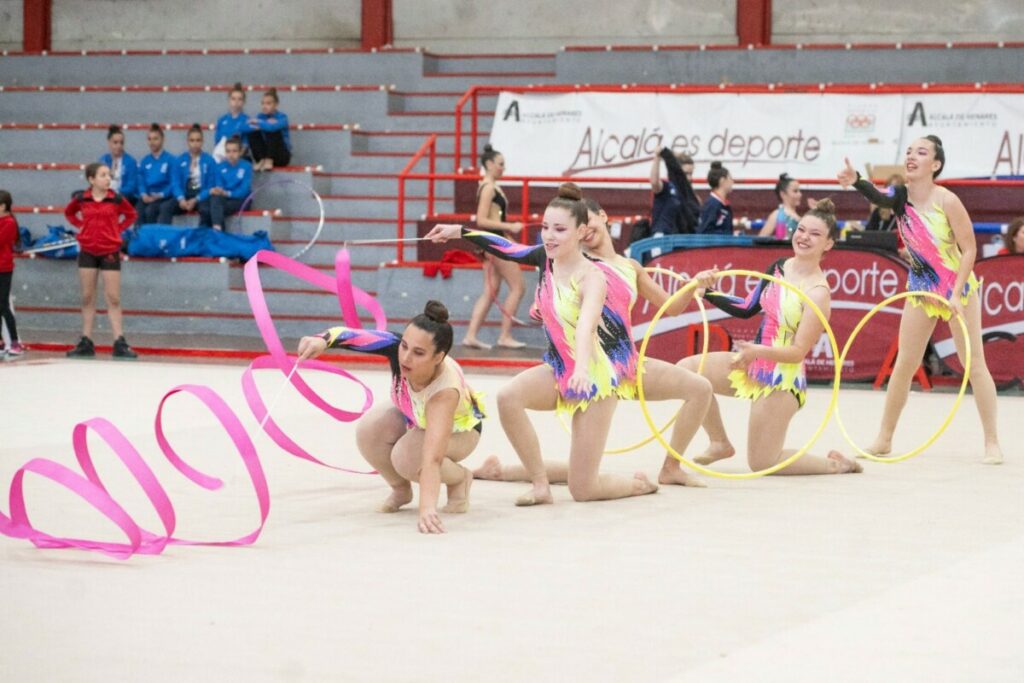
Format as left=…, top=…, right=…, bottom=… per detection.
left=697, top=193, right=735, bottom=235
left=216, top=112, right=250, bottom=146
left=250, top=110, right=291, bottom=151
left=99, top=152, right=139, bottom=198
left=216, top=159, right=253, bottom=199
left=171, top=152, right=217, bottom=202
left=137, top=150, right=176, bottom=198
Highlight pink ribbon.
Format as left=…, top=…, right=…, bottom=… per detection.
left=0, top=248, right=388, bottom=559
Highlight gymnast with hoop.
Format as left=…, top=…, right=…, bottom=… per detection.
left=839, top=137, right=1003, bottom=464
left=681, top=199, right=862, bottom=475
left=432, top=184, right=668, bottom=503
left=297, top=301, right=484, bottom=534
left=440, top=196, right=715, bottom=489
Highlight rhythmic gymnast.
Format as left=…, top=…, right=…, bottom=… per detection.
left=839, top=137, right=1003, bottom=464
left=429, top=183, right=683, bottom=504
left=681, top=199, right=862, bottom=475
left=759, top=173, right=804, bottom=240
left=297, top=300, right=484, bottom=533
left=435, top=196, right=714, bottom=488
left=462, top=144, right=527, bottom=350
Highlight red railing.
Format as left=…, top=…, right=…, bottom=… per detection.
left=452, top=82, right=1024, bottom=170
left=396, top=134, right=437, bottom=262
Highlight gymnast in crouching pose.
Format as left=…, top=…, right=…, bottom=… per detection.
left=297, top=300, right=484, bottom=533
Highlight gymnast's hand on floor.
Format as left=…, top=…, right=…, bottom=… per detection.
left=297, top=336, right=328, bottom=360
left=425, top=223, right=463, bottom=243
left=418, top=508, right=446, bottom=534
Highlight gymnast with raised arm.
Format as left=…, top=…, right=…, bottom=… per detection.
left=839, top=136, right=1003, bottom=464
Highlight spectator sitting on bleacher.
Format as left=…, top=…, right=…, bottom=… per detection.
left=697, top=161, right=736, bottom=235
left=172, top=123, right=217, bottom=220
left=199, top=136, right=252, bottom=231
left=650, top=148, right=700, bottom=235
left=247, top=87, right=291, bottom=172
left=136, top=123, right=177, bottom=225
left=214, top=82, right=250, bottom=162
left=100, top=125, right=139, bottom=206
left=998, top=217, right=1024, bottom=255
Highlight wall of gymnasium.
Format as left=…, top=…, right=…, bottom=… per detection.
left=0, top=1, right=23, bottom=51
left=1, top=0, right=1021, bottom=52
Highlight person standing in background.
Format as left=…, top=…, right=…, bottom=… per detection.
left=63, top=164, right=139, bottom=359
left=650, top=148, right=700, bottom=235
left=0, top=190, right=25, bottom=361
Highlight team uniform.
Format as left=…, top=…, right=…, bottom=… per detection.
left=651, top=148, right=700, bottom=235
left=198, top=158, right=253, bottom=229
left=705, top=258, right=820, bottom=408
left=457, top=228, right=637, bottom=416
left=63, top=189, right=138, bottom=271
left=171, top=151, right=218, bottom=206
left=136, top=150, right=177, bottom=225
left=215, top=111, right=250, bottom=148
left=320, top=327, right=485, bottom=433
left=99, top=152, right=139, bottom=203
left=697, top=192, right=734, bottom=235
left=247, top=110, right=291, bottom=167
left=852, top=175, right=977, bottom=320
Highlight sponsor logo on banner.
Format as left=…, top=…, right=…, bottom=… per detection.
left=489, top=91, right=1024, bottom=180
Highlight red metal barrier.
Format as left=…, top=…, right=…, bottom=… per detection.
left=397, top=134, right=436, bottom=262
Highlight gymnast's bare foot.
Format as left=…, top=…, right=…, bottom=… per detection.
left=694, top=441, right=735, bottom=466
left=515, top=483, right=553, bottom=506
left=378, top=483, right=414, bottom=512
left=472, top=454, right=504, bottom=481
left=982, top=442, right=1004, bottom=465
left=828, top=450, right=863, bottom=474
left=862, top=436, right=892, bottom=458
left=658, top=460, right=707, bottom=488
left=441, top=466, right=473, bottom=513
left=632, top=472, right=659, bottom=496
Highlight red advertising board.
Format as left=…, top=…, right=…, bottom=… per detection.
left=930, top=254, right=1024, bottom=388
left=636, top=247, right=1024, bottom=387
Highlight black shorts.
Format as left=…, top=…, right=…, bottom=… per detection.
left=77, top=250, right=122, bottom=271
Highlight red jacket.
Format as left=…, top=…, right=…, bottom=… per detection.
left=64, top=190, right=137, bottom=256
left=0, top=214, right=17, bottom=272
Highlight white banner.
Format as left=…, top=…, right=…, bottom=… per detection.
left=489, top=92, right=1024, bottom=180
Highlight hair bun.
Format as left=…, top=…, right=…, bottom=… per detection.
left=779, top=172, right=791, bottom=181
left=233, top=82, right=244, bottom=90
left=149, top=122, right=161, bottom=132
left=108, top=124, right=121, bottom=134
left=423, top=300, right=449, bottom=324
left=557, top=182, right=583, bottom=201
left=482, top=143, right=494, bottom=153
left=812, top=197, right=836, bottom=215
left=710, top=161, right=723, bottom=170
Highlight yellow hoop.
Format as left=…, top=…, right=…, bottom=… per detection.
left=636, top=269, right=842, bottom=479
left=834, top=290, right=971, bottom=463
left=556, top=266, right=711, bottom=455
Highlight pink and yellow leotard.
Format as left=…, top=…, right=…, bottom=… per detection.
left=458, top=228, right=637, bottom=415
left=853, top=177, right=977, bottom=320
left=705, top=258, right=812, bottom=408
left=320, top=327, right=485, bottom=432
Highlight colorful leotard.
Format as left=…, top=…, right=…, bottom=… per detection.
left=771, top=206, right=799, bottom=240
left=853, top=177, right=978, bottom=320
left=320, top=327, right=485, bottom=432
left=460, top=228, right=636, bottom=415
left=705, top=258, right=814, bottom=408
